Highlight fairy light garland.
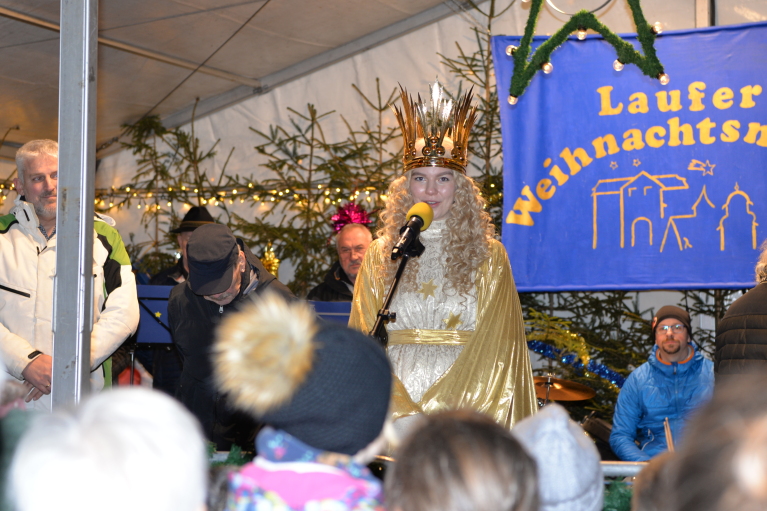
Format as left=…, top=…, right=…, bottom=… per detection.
left=90, top=183, right=386, bottom=213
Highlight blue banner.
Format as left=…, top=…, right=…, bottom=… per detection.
left=492, top=23, right=767, bottom=291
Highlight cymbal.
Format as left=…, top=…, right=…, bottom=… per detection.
left=533, top=376, right=596, bottom=401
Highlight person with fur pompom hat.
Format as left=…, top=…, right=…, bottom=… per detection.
left=213, top=293, right=392, bottom=511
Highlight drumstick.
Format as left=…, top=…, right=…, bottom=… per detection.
left=664, top=417, right=675, bottom=452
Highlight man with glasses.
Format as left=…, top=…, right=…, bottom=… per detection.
left=307, top=223, right=372, bottom=301
left=610, top=306, right=714, bottom=461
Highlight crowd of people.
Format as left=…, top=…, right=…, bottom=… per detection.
left=1, top=80, right=767, bottom=510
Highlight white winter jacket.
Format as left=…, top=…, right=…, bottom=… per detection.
left=0, top=198, right=139, bottom=410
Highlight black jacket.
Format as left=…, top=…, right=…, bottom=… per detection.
left=150, top=257, right=187, bottom=286
left=715, top=282, right=767, bottom=381
left=168, top=238, right=294, bottom=449
left=306, top=260, right=354, bottom=302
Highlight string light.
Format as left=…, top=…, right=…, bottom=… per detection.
left=91, top=182, right=387, bottom=214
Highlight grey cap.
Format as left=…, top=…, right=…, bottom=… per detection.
left=186, top=224, right=240, bottom=295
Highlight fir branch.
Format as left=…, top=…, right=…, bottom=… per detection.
left=508, top=0, right=665, bottom=100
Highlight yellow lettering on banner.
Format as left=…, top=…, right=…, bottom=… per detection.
left=688, top=82, right=706, bottom=111
left=668, top=117, right=695, bottom=146
left=592, top=134, right=620, bottom=158
left=645, top=126, right=666, bottom=148
left=712, top=87, right=734, bottom=109
left=544, top=158, right=570, bottom=186
left=720, top=120, right=740, bottom=142
left=560, top=147, right=594, bottom=176
left=696, top=118, right=717, bottom=145
left=744, top=123, right=767, bottom=147
left=628, top=93, right=649, bottom=114
left=509, top=81, right=767, bottom=230
left=506, top=186, right=542, bottom=226
left=597, top=86, right=623, bottom=115
left=656, top=90, right=682, bottom=112
left=740, top=85, right=762, bottom=108
left=622, top=129, right=645, bottom=151
left=536, top=179, right=556, bottom=200
left=549, top=165, right=569, bottom=186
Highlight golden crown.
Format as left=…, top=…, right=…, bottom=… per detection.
left=391, top=80, right=477, bottom=173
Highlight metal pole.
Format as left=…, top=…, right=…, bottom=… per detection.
left=695, top=0, right=713, bottom=28
left=52, top=0, right=97, bottom=409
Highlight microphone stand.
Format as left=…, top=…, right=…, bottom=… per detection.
left=370, top=237, right=425, bottom=347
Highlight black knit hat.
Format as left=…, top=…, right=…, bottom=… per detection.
left=261, top=323, right=391, bottom=454
left=186, top=224, right=240, bottom=295
left=652, top=305, right=692, bottom=337
left=170, top=206, right=215, bottom=233
left=213, top=296, right=392, bottom=455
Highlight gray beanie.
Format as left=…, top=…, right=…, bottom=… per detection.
left=512, top=404, right=603, bottom=511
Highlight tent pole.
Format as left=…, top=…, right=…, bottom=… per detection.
left=52, top=0, right=98, bottom=410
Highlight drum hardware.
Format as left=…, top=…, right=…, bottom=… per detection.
left=581, top=411, right=620, bottom=461
left=533, top=375, right=596, bottom=404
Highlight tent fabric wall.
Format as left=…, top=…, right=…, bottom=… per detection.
left=93, top=1, right=699, bottom=274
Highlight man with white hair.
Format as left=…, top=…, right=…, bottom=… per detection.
left=0, top=140, right=138, bottom=409
left=8, top=387, right=208, bottom=511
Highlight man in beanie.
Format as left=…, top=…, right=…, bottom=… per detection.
left=168, top=224, right=294, bottom=450
left=513, top=404, right=602, bottom=511
left=610, top=305, right=713, bottom=461
left=150, top=206, right=215, bottom=285
left=213, top=294, right=391, bottom=511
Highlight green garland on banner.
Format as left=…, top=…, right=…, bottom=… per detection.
left=507, top=0, right=666, bottom=103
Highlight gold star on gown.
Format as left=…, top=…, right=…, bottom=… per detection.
left=418, top=279, right=438, bottom=299
left=443, top=312, right=462, bottom=329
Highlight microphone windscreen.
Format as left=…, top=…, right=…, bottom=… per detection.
left=407, top=202, right=434, bottom=231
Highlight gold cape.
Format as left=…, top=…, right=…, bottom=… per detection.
left=349, top=238, right=537, bottom=428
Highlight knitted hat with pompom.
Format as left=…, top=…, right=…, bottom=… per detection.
left=213, top=293, right=391, bottom=455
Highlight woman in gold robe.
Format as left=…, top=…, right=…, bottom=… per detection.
left=349, top=81, right=536, bottom=429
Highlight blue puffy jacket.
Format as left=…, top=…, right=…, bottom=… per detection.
left=609, top=345, right=714, bottom=461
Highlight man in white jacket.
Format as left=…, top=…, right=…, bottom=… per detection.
left=0, top=139, right=139, bottom=410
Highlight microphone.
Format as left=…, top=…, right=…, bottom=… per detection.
left=391, top=202, right=434, bottom=260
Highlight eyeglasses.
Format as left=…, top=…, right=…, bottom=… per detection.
left=657, top=324, right=685, bottom=333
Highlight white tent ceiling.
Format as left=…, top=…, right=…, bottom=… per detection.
left=0, top=0, right=762, bottom=168
left=0, top=0, right=475, bottom=161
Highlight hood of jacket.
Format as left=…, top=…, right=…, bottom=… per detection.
left=648, top=343, right=705, bottom=376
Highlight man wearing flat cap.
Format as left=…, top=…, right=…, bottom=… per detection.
left=610, top=305, right=714, bottom=461
left=144, top=206, right=215, bottom=397
left=168, top=223, right=294, bottom=449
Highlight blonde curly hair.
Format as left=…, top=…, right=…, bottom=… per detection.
left=377, top=169, right=495, bottom=295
